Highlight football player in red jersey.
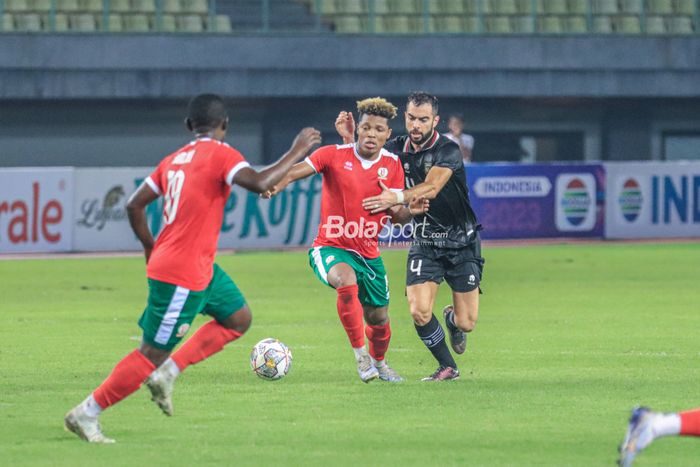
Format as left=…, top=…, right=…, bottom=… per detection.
left=269, top=97, right=427, bottom=383
left=64, top=94, right=320, bottom=443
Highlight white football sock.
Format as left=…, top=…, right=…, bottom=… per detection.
left=652, top=413, right=681, bottom=438
left=352, top=347, right=367, bottom=361
left=371, top=357, right=386, bottom=368
left=161, top=358, right=181, bottom=377
left=83, top=394, right=102, bottom=418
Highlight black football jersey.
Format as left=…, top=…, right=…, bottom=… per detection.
left=385, top=132, right=479, bottom=248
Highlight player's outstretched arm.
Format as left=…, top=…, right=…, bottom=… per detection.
left=262, top=162, right=316, bottom=198
left=234, top=127, right=321, bottom=194
left=362, top=167, right=452, bottom=214
left=389, top=197, right=429, bottom=224
left=126, top=182, right=160, bottom=263
left=335, top=111, right=355, bottom=144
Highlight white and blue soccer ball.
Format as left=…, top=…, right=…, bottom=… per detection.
left=250, top=338, right=293, bottom=380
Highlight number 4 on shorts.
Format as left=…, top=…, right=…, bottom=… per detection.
left=410, top=259, right=422, bottom=276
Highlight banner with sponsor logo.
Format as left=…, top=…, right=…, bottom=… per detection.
left=72, top=167, right=323, bottom=251
left=0, top=168, right=74, bottom=253
left=605, top=162, right=700, bottom=239
left=467, top=164, right=605, bottom=239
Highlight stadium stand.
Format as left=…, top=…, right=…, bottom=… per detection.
left=0, top=0, right=697, bottom=33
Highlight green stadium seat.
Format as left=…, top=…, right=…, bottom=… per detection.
left=668, top=15, right=693, bottom=32
left=429, top=0, right=467, bottom=14
left=181, top=0, right=207, bottom=14
left=2, top=13, right=16, bottom=30
left=513, top=14, right=535, bottom=31
left=177, top=14, right=203, bottom=32
left=15, top=13, right=42, bottom=30
left=543, top=0, right=568, bottom=14
left=160, top=13, right=177, bottom=31
left=334, top=15, right=366, bottom=32
left=124, top=13, right=150, bottom=31
left=79, top=0, right=103, bottom=13
left=31, top=0, right=52, bottom=12
left=487, top=15, right=513, bottom=32
left=162, top=0, right=181, bottom=13
left=620, top=0, right=643, bottom=12
left=567, top=0, right=587, bottom=13
left=616, top=15, right=641, bottom=32
left=375, top=14, right=422, bottom=32
left=674, top=0, right=695, bottom=14
left=539, top=14, right=563, bottom=31
left=47, top=12, right=70, bottom=30
left=57, top=0, right=80, bottom=12
left=565, top=14, right=587, bottom=31
left=491, top=0, right=518, bottom=13
left=5, top=0, right=30, bottom=12
left=593, top=0, right=618, bottom=13
left=593, top=14, right=613, bottom=31
left=466, top=0, right=481, bottom=13
left=646, top=0, right=673, bottom=14
left=70, top=13, right=97, bottom=31
left=311, top=0, right=337, bottom=14
left=373, top=0, right=391, bottom=14
left=105, top=13, right=123, bottom=31
left=131, top=0, right=156, bottom=13
left=429, top=14, right=465, bottom=32
left=645, top=15, right=666, bottom=32
left=388, top=0, right=421, bottom=13
left=516, top=0, right=533, bottom=13
left=212, top=14, right=232, bottom=32
left=464, top=15, right=480, bottom=30
left=110, top=0, right=131, bottom=12
left=337, top=0, right=367, bottom=13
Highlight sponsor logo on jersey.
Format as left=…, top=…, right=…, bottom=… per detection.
left=618, top=178, right=643, bottom=222
left=325, top=255, right=335, bottom=264
left=468, top=274, right=476, bottom=285
left=377, top=167, right=389, bottom=180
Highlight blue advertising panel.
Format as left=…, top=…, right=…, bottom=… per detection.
left=466, top=164, right=605, bottom=240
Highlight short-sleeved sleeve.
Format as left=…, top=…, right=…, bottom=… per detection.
left=387, top=159, right=405, bottom=192
left=305, top=145, right=336, bottom=174
left=434, top=140, right=463, bottom=172
left=221, top=145, right=251, bottom=186
left=145, top=160, right=165, bottom=195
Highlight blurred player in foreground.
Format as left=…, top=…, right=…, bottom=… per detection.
left=64, top=94, right=321, bottom=443
left=336, top=92, right=484, bottom=381
left=618, top=406, right=700, bottom=466
left=269, top=97, right=427, bottom=383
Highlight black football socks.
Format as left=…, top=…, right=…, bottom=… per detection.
left=415, top=314, right=457, bottom=369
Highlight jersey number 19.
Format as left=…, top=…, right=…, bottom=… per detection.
left=164, top=169, right=185, bottom=224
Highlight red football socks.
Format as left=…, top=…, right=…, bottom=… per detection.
left=680, top=408, right=700, bottom=436
left=92, top=350, right=155, bottom=409
left=336, top=284, right=365, bottom=348
left=171, top=320, right=243, bottom=371
left=366, top=323, right=391, bottom=361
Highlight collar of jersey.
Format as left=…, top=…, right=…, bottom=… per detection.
left=353, top=144, right=384, bottom=170
left=403, top=131, right=440, bottom=154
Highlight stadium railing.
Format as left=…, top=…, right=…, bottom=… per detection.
left=0, top=0, right=697, bottom=34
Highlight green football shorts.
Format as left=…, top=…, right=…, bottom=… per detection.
left=139, top=263, right=246, bottom=351
left=308, top=246, right=390, bottom=308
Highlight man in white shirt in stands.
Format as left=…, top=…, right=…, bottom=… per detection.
left=445, top=114, right=474, bottom=164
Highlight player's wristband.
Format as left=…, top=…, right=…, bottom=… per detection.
left=395, top=191, right=405, bottom=205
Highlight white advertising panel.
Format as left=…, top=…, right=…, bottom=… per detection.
left=0, top=168, right=74, bottom=253
left=605, top=162, right=700, bottom=239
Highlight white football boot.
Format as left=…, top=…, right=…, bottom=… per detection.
left=64, top=403, right=115, bottom=444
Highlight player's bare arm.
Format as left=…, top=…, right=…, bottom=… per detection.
left=389, top=197, right=430, bottom=224
left=126, top=182, right=160, bottom=262
left=363, top=166, right=452, bottom=214
left=263, top=161, right=316, bottom=198
left=335, top=111, right=356, bottom=144
left=234, top=127, right=321, bottom=194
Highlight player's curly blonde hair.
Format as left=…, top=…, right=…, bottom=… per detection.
left=356, top=97, right=398, bottom=120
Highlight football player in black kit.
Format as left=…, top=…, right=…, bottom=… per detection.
left=336, top=91, right=484, bottom=381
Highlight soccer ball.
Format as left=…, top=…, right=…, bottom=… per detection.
left=250, top=338, right=293, bottom=380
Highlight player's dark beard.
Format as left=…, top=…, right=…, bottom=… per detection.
left=411, top=129, right=434, bottom=146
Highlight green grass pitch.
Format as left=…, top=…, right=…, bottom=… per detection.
left=1, top=242, right=700, bottom=466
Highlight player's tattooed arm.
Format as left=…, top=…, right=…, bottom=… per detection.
left=235, top=127, right=321, bottom=194
left=126, top=182, right=160, bottom=263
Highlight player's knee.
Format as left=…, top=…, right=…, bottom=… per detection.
left=408, top=303, right=431, bottom=326
left=456, top=316, right=476, bottom=332
left=223, top=304, right=252, bottom=334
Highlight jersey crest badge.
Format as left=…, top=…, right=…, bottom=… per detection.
left=377, top=167, right=389, bottom=180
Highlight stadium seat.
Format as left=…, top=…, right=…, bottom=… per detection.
left=593, top=14, right=613, bottom=31
left=565, top=14, right=587, bottom=31
left=177, top=14, right=203, bottom=32
left=487, top=15, right=513, bottom=32
left=70, top=13, right=97, bottom=31
left=371, top=0, right=391, bottom=13
left=620, top=0, right=643, bottom=12
left=105, top=13, right=123, bottom=31
left=181, top=0, right=207, bottom=14
left=466, top=0, right=481, bottom=13
left=109, top=0, right=131, bottom=12
left=668, top=15, right=693, bottom=32
left=388, top=0, right=421, bottom=13
left=674, top=0, right=695, bottom=14
left=646, top=0, right=673, bottom=14
left=539, top=14, right=564, bottom=31
left=491, top=0, right=518, bottom=14
left=131, top=0, right=156, bottom=13
left=513, top=14, right=535, bottom=31
left=429, top=0, right=467, bottom=14
left=42, top=12, right=70, bottom=30
left=31, top=0, right=52, bottom=12
left=2, top=13, right=16, bottom=31
left=463, top=15, right=480, bottom=31
left=160, top=13, right=177, bottom=31
left=429, top=14, right=465, bottom=32
left=337, top=0, right=367, bottom=13
left=543, top=0, right=568, bottom=14
left=5, top=0, right=30, bottom=13
left=616, top=15, right=641, bottom=32
left=124, top=13, right=150, bottom=31
left=57, top=0, right=80, bottom=12
left=79, top=0, right=103, bottom=13
left=567, top=0, right=587, bottom=13
left=311, top=0, right=337, bottom=14
left=592, top=0, right=618, bottom=13
left=645, top=15, right=667, bottom=32
left=376, top=14, right=422, bottom=32
left=212, top=14, right=232, bottom=32
left=15, top=13, right=42, bottom=30
left=334, top=15, right=366, bottom=32
left=162, top=0, right=181, bottom=13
